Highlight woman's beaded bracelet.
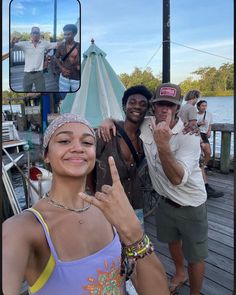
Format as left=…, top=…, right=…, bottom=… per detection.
left=124, top=233, right=154, bottom=260
left=120, top=233, right=155, bottom=278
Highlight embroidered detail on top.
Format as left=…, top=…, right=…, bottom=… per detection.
left=83, top=259, right=124, bottom=294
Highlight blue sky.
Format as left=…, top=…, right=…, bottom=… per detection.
left=2, top=0, right=233, bottom=91
left=10, top=0, right=80, bottom=35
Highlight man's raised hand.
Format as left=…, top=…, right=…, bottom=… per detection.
left=151, top=109, right=173, bottom=145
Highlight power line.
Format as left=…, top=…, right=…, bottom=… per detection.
left=164, top=40, right=233, bottom=62
left=144, top=44, right=162, bottom=69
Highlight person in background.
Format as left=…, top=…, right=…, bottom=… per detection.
left=178, top=89, right=200, bottom=129
left=197, top=100, right=212, bottom=167
left=10, top=26, right=58, bottom=92
left=54, top=24, right=80, bottom=92
left=3, top=113, right=169, bottom=295
left=197, top=100, right=224, bottom=199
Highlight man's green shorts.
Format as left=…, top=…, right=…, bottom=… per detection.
left=156, top=198, right=208, bottom=263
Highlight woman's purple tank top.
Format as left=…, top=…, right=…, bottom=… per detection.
left=27, top=208, right=126, bottom=295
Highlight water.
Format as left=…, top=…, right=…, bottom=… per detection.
left=201, top=96, right=234, bottom=156
left=10, top=166, right=28, bottom=209
left=10, top=161, right=45, bottom=210
left=204, top=96, right=233, bottom=124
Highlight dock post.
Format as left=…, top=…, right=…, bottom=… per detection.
left=220, top=131, right=231, bottom=173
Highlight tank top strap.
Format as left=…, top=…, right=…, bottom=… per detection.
left=26, top=208, right=59, bottom=262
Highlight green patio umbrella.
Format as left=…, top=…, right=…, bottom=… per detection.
left=61, top=39, right=125, bottom=127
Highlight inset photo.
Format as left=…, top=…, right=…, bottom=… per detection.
left=9, top=0, right=81, bottom=93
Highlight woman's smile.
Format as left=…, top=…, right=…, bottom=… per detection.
left=64, top=157, right=87, bottom=164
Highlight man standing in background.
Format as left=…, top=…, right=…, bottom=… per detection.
left=178, top=89, right=200, bottom=128
left=11, top=26, right=58, bottom=92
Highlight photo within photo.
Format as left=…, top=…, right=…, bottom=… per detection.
left=9, top=0, right=81, bottom=93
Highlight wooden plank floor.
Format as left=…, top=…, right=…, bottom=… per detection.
left=144, top=170, right=234, bottom=295
left=10, top=65, right=59, bottom=92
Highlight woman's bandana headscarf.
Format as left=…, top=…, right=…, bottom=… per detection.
left=43, top=113, right=95, bottom=156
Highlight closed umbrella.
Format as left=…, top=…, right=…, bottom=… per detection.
left=61, top=39, right=125, bottom=127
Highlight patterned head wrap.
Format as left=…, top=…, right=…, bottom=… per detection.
left=43, top=113, right=95, bottom=155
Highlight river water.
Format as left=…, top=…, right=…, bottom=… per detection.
left=5, top=96, right=234, bottom=209
left=201, top=96, right=233, bottom=156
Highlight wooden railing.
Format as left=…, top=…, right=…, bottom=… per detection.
left=210, top=123, right=234, bottom=174
left=2, top=51, right=25, bottom=65
left=11, top=50, right=25, bottom=66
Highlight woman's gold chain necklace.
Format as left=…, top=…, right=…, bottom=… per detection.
left=45, top=193, right=91, bottom=213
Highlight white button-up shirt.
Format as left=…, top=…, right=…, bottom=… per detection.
left=140, top=117, right=207, bottom=207
left=13, top=40, right=57, bottom=72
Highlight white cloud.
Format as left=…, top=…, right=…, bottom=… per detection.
left=11, top=1, right=25, bottom=16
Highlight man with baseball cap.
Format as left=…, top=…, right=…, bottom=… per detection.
left=139, top=83, right=208, bottom=295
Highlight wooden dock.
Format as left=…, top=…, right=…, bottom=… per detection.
left=10, top=64, right=59, bottom=92
left=144, top=170, right=234, bottom=295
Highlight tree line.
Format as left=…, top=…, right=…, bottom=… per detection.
left=2, top=63, right=233, bottom=102
left=119, top=63, right=234, bottom=97
left=179, top=63, right=234, bottom=96
left=11, top=31, right=65, bottom=42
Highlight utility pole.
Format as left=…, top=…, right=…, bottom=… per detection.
left=162, top=0, right=170, bottom=83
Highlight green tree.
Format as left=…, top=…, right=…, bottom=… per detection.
left=41, top=31, right=52, bottom=41
left=11, top=31, right=21, bottom=39
left=192, top=66, right=217, bottom=92
left=218, top=63, right=234, bottom=91
left=2, top=90, right=28, bottom=104
left=118, top=63, right=233, bottom=97
left=20, top=32, right=31, bottom=41
left=119, top=73, right=130, bottom=88
left=119, top=67, right=161, bottom=93
left=179, top=78, right=200, bottom=95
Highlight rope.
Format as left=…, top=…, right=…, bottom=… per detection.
left=144, top=44, right=162, bottom=69
left=163, top=40, right=233, bottom=62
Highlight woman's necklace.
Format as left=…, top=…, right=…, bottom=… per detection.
left=45, top=192, right=91, bottom=213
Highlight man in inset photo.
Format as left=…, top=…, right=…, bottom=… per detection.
left=10, top=26, right=58, bottom=92
left=54, top=24, right=80, bottom=92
